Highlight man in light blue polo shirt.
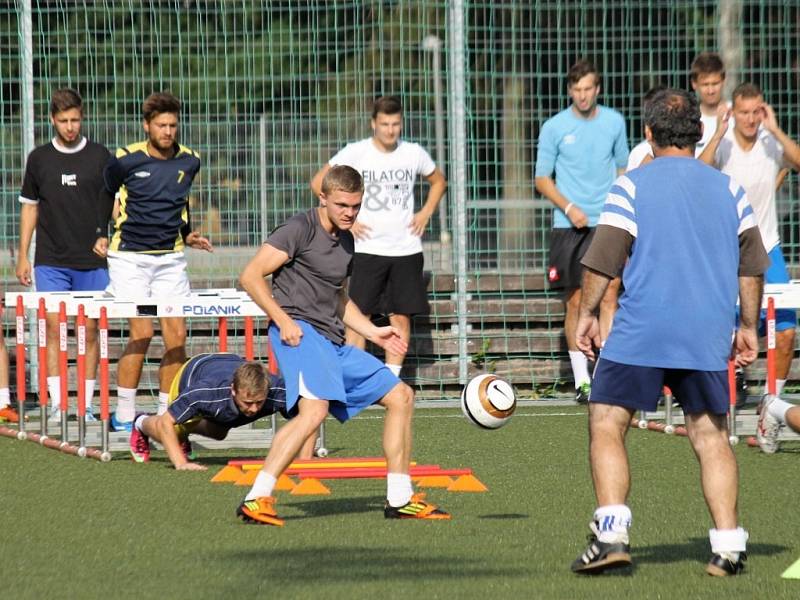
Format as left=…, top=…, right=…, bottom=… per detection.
left=535, top=59, right=629, bottom=403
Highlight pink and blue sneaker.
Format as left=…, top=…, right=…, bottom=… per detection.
left=129, top=425, right=151, bottom=463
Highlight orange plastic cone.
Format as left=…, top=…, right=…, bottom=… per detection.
left=275, top=474, right=297, bottom=491
left=415, top=475, right=454, bottom=488
left=290, top=478, right=331, bottom=495
left=447, top=475, right=488, bottom=492
left=210, top=465, right=243, bottom=483
left=234, top=469, right=259, bottom=486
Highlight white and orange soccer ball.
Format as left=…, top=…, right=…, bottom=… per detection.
left=460, top=374, right=516, bottom=429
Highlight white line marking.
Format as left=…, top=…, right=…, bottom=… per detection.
left=353, top=411, right=584, bottom=421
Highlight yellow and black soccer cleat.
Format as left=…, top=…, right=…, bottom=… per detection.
left=384, top=493, right=451, bottom=520
left=236, top=496, right=285, bottom=526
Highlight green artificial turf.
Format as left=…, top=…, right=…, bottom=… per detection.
left=1, top=407, right=798, bottom=599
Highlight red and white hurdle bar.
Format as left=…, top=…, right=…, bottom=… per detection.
left=0, top=295, right=113, bottom=460
left=635, top=286, right=790, bottom=441
left=1, top=289, right=304, bottom=460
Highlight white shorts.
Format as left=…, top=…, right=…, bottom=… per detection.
left=106, top=251, right=191, bottom=299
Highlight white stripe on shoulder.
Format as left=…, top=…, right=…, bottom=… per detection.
left=606, top=191, right=634, bottom=214
left=614, top=174, right=636, bottom=200
left=737, top=213, right=758, bottom=236
left=598, top=212, right=638, bottom=237
left=736, top=195, right=751, bottom=220
left=727, top=177, right=745, bottom=201
left=172, top=388, right=232, bottom=422
left=18, top=195, right=38, bottom=205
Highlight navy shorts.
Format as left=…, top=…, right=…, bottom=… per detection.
left=590, top=357, right=729, bottom=415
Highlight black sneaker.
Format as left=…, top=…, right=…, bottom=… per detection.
left=735, top=368, right=747, bottom=409
left=571, top=522, right=632, bottom=574
left=706, top=552, right=746, bottom=576
left=575, top=383, right=591, bottom=404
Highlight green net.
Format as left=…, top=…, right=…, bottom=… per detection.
left=1, top=1, right=799, bottom=400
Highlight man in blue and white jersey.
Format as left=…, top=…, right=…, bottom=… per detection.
left=95, top=92, right=213, bottom=432
left=535, top=59, right=629, bottom=403
left=570, top=89, right=769, bottom=577
left=129, top=353, right=287, bottom=470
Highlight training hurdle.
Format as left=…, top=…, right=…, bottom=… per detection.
left=0, top=293, right=112, bottom=460
left=3, top=290, right=329, bottom=458
left=211, top=456, right=488, bottom=494
left=634, top=285, right=800, bottom=444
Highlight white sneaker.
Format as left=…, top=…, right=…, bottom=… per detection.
left=48, top=408, right=62, bottom=423
left=84, top=412, right=98, bottom=422
left=756, top=394, right=782, bottom=454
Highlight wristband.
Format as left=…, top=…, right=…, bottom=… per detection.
left=564, top=202, right=574, bottom=216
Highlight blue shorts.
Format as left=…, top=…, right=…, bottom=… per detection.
left=760, top=246, right=796, bottom=334
left=591, top=357, right=729, bottom=415
left=268, top=320, right=400, bottom=423
left=34, top=266, right=110, bottom=292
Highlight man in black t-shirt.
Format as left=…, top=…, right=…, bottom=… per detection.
left=16, top=89, right=113, bottom=422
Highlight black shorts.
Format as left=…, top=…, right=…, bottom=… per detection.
left=348, top=252, right=429, bottom=316
left=547, top=227, right=595, bottom=290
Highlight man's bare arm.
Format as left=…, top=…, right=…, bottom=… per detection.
left=534, top=175, right=587, bottom=228
left=310, top=164, right=332, bottom=198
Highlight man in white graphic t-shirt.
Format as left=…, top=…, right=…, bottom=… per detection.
left=311, top=96, right=447, bottom=378
left=700, top=82, right=800, bottom=422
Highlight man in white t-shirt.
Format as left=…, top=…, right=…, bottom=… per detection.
left=691, top=52, right=728, bottom=157
left=628, top=55, right=727, bottom=170
left=310, top=96, right=447, bottom=378
left=700, top=82, right=800, bottom=419
left=626, top=84, right=666, bottom=172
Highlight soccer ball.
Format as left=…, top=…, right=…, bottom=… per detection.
left=460, top=374, right=516, bottom=429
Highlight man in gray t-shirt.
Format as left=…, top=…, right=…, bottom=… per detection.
left=266, top=207, right=354, bottom=344
left=235, top=165, right=451, bottom=526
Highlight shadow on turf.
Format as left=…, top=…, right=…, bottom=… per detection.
left=283, top=495, right=390, bottom=519
left=216, top=546, right=527, bottom=582
left=477, top=513, right=529, bottom=520
left=636, top=537, right=787, bottom=565
left=181, top=448, right=350, bottom=467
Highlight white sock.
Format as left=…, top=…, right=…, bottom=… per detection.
left=115, top=387, right=137, bottom=422
left=0, top=388, right=9, bottom=409
left=569, top=350, right=590, bottom=387
left=385, top=363, right=402, bottom=377
left=709, top=527, right=748, bottom=558
left=47, top=376, right=61, bottom=410
left=776, top=379, right=786, bottom=396
left=157, top=392, right=169, bottom=415
left=768, top=398, right=794, bottom=423
left=245, top=471, right=277, bottom=501
left=386, top=472, right=413, bottom=507
left=85, top=379, right=96, bottom=412
left=134, top=414, right=149, bottom=432
left=593, top=504, right=632, bottom=543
